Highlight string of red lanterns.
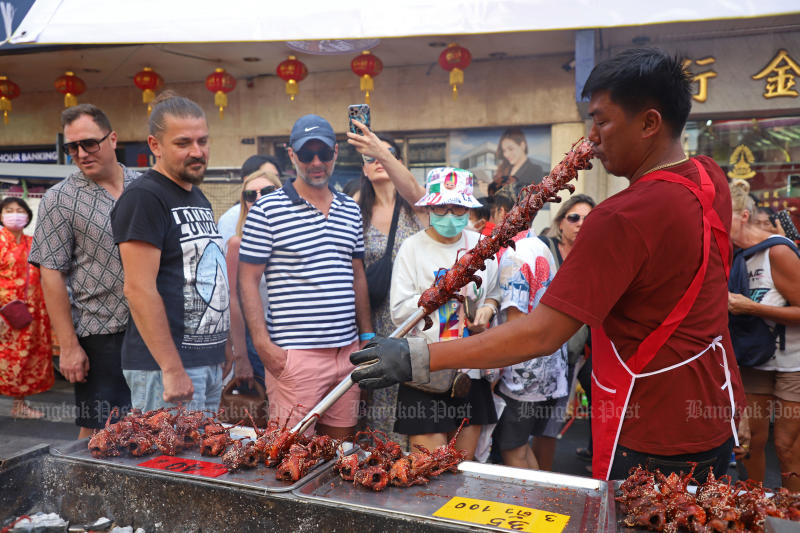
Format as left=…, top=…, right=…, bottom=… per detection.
left=350, top=50, right=383, bottom=105
left=54, top=71, right=86, bottom=108
left=0, top=75, right=20, bottom=124
left=2, top=43, right=477, bottom=126
left=133, top=67, right=164, bottom=115
left=276, top=56, right=308, bottom=101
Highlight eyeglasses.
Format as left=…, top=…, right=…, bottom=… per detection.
left=565, top=213, right=587, bottom=223
left=430, top=205, right=469, bottom=216
left=362, top=146, right=399, bottom=165
left=295, top=146, right=335, bottom=163
left=62, top=131, right=112, bottom=156
left=242, top=186, right=277, bottom=203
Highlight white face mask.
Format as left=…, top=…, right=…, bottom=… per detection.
left=2, top=212, right=28, bottom=231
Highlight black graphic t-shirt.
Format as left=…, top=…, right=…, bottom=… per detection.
left=111, top=170, right=229, bottom=371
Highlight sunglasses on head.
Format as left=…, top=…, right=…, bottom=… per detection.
left=62, top=131, right=112, bottom=156
left=565, top=213, right=587, bottom=223
left=430, top=204, right=469, bottom=216
left=242, top=186, right=277, bottom=203
left=295, top=146, right=335, bottom=164
left=362, top=146, right=399, bottom=165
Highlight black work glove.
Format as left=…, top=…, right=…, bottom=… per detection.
left=350, top=336, right=417, bottom=389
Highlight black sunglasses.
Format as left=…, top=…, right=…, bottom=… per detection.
left=243, top=186, right=277, bottom=203
left=362, top=146, right=399, bottom=165
left=430, top=205, right=469, bottom=216
left=63, top=131, right=112, bottom=156
left=565, top=213, right=587, bottom=223
left=295, top=146, right=335, bottom=164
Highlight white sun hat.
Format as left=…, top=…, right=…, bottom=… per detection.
left=414, top=167, right=483, bottom=208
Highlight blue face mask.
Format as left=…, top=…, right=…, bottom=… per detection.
left=430, top=212, right=469, bottom=238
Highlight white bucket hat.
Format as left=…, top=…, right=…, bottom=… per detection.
left=414, top=167, right=482, bottom=208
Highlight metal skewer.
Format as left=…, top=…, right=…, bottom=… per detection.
left=290, top=308, right=427, bottom=435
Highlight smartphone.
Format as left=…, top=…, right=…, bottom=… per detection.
left=348, top=104, right=370, bottom=135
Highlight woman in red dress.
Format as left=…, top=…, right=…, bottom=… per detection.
left=0, top=197, right=53, bottom=418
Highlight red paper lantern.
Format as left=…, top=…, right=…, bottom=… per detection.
left=0, top=75, right=20, bottom=125
left=133, top=67, right=164, bottom=115
left=438, top=43, right=472, bottom=99
left=205, top=68, right=236, bottom=119
left=54, top=71, right=86, bottom=108
left=276, top=56, right=308, bottom=101
left=350, top=50, right=383, bottom=105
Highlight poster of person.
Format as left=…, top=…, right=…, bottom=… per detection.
left=449, top=126, right=550, bottom=199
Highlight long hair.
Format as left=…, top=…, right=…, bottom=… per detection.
left=494, top=127, right=528, bottom=181
left=547, top=194, right=596, bottom=240
left=357, top=134, right=414, bottom=230
left=235, top=169, right=281, bottom=237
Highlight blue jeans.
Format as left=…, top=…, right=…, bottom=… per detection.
left=123, top=364, right=223, bottom=412
left=245, top=328, right=266, bottom=387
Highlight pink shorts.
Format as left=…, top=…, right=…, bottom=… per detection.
left=264, top=340, right=360, bottom=431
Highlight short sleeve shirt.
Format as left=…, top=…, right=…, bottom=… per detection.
left=239, top=179, right=364, bottom=349
left=29, top=165, right=139, bottom=337
left=541, top=156, right=745, bottom=455
left=497, top=232, right=568, bottom=402
left=110, top=170, right=229, bottom=370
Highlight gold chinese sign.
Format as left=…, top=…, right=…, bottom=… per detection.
left=752, top=49, right=800, bottom=99
left=683, top=57, right=717, bottom=103
left=728, top=144, right=756, bottom=180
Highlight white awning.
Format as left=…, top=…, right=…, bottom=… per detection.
left=9, top=0, right=800, bottom=45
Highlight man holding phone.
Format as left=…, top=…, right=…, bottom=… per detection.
left=238, top=114, right=373, bottom=439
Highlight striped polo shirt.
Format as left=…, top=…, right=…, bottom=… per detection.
left=239, top=178, right=364, bottom=349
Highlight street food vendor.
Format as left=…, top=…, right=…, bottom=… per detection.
left=351, top=47, right=746, bottom=482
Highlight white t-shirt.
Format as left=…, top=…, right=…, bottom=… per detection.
left=496, top=233, right=568, bottom=402
left=747, top=235, right=800, bottom=372
left=390, top=229, right=500, bottom=352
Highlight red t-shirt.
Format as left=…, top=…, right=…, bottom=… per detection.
left=541, top=156, right=745, bottom=455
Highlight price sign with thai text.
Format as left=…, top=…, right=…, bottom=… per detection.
left=138, top=455, right=228, bottom=478
left=433, top=496, right=570, bottom=532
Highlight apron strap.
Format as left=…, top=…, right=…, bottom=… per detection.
left=625, top=159, right=726, bottom=372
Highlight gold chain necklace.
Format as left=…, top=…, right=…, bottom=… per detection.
left=643, top=156, right=689, bottom=176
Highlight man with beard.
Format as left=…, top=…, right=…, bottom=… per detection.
left=111, top=92, right=230, bottom=411
left=30, top=104, right=137, bottom=436
left=238, top=114, right=372, bottom=439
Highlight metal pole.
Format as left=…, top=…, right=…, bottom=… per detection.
left=290, top=307, right=428, bottom=435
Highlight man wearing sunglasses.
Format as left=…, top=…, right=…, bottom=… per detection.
left=30, top=104, right=138, bottom=438
left=238, top=114, right=372, bottom=440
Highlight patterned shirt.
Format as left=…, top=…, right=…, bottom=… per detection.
left=497, top=231, right=568, bottom=402
left=239, top=178, right=364, bottom=349
left=29, top=165, right=139, bottom=337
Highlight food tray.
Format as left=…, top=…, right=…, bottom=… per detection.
left=295, top=453, right=613, bottom=533
left=51, top=437, right=355, bottom=494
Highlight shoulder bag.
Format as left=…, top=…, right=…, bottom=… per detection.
left=0, top=259, right=33, bottom=329
left=365, top=200, right=401, bottom=310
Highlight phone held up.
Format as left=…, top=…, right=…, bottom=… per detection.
left=348, top=104, right=370, bottom=135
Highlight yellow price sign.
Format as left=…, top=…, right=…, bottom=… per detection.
left=432, top=496, right=570, bottom=532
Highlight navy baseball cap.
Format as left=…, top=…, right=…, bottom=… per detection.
left=290, top=114, right=336, bottom=151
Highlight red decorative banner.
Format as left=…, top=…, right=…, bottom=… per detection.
left=138, top=455, right=227, bottom=478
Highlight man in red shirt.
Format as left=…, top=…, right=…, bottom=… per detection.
left=352, top=48, right=745, bottom=481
